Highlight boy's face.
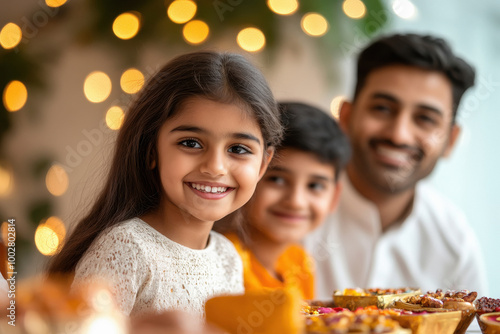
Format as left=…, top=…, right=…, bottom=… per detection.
left=244, top=148, right=340, bottom=245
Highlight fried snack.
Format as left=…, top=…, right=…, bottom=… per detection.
left=421, top=295, right=444, bottom=308
left=332, top=288, right=420, bottom=311
left=305, top=306, right=409, bottom=334
left=475, top=297, right=500, bottom=314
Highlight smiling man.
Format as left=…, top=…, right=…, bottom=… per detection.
left=304, top=33, right=489, bottom=298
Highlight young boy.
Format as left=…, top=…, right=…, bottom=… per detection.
left=219, top=102, right=351, bottom=299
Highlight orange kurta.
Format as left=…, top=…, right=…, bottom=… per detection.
left=225, top=233, right=315, bottom=300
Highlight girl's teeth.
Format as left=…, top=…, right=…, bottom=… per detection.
left=190, top=183, right=227, bottom=193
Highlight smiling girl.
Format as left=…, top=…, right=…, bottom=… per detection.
left=47, top=51, right=283, bottom=318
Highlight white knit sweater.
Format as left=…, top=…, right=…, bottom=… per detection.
left=73, top=217, right=244, bottom=318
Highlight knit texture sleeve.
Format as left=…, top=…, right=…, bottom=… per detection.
left=72, top=223, right=148, bottom=315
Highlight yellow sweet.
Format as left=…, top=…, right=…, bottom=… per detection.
left=205, top=287, right=305, bottom=334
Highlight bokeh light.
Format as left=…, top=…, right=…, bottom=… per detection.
left=0, top=23, right=22, bottom=49
left=267, top=0, right=298, bottom=15
left=182, top=20, right=209, bottom=45
left=112, top=12, right=141, bottom=40
left=120, top=68, right=144, bottom=94
left=45, top=0, right=67, bottom=8
left=45, top=216, right=66, bottom=242
left=84, top=71, right=112, bottom=103
left=0, top=165, right=13, bottom=197
left=45, top=164, right=69, bottom=196
left=237, top=27, right=266, bottom=52
left=342, top=0, right=366, bottom=19
left=85, top=315, right=126, bottom=334
left=106, top=106, right=125, bottom=130
left=35, top=224, right=60, bottom=256
left=3, top=80, right=27, bottom=112
left=1, top=221, right=11, bottom=245
left=392, top=0, right=417, bottom=19
left=330, top=96, right=346, bottom=119
left=167, top=0, right=197, bottom=24
left=300, top=13, right=328, bottom=37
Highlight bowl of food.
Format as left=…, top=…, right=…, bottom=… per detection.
left=391, top=289, right=477, bottom=334
left=478, top=312, right=500, bottom=334
left=304, top=306, right=411, bottom=333
left=332, top=287, right=420, bottom=311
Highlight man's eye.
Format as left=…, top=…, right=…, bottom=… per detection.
left=179, top=139, right=202, bottom=148
left=372, top=105, right=392, bottom=113
left=228, top=145, right=251, bottom=154
left=417, top=114, right=438, bottom=125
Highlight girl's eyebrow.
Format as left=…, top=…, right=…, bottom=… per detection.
left=170, top=125, right=261, bottom=145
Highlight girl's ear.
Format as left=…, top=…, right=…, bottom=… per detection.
left=258, top=146, right=275, bottom=181
left=148, top=144, right=157, bottom=169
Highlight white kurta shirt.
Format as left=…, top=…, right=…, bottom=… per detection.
left=304, top=175, right=488, bottom=299
left=73, top=217, right=244, bottom=319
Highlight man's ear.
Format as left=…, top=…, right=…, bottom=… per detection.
left=443, top=124, right=461, bottom=157
left=339, top=100, right=352, bottom=134
left=258, top=146, right=275, bottom=181
left=328, top=180, right=343, bottom=213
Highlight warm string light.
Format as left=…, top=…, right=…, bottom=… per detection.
left=167, top=0, right=197, bottom=24
left=0, top=23, right=22, bottom=49
left=330, top=96, right=346, bottom=119
left=45, top=0, right=67, bottom=8
left=120, top=68, right=144, bottom=94
left=45, top=164, right=69, bottom=196
left=3, top=80, right=28, bottom=112
left=84, top=71, right=112, bottom=103
left=237, top=28, right=266, bottom=52
left=34, top=216, right=66, bottom=256
left=342, top=0, right=367, bottom=19
left=267, top=0, right=299, bottom=15
left=106, top=106, right=125, bottom=130
left=0, top=165, right=14, bottom=197
left=182, top=20, right=209, bottom=45
left=112, top=12, right=141, bottom=40
left=301, top=13, right=328, bottom=37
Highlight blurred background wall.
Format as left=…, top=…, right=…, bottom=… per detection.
left=1, top=0, right=498, bottom=296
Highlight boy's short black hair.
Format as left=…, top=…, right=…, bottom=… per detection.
left=278, top=102, right=351, bottom=180
left=354, top=33, right=475, bottom=122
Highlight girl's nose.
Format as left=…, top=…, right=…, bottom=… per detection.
left=200, top=149, right=227, bottom=177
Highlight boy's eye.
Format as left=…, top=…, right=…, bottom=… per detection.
left=309, top=182, right=326, bottom=191
left=266, top=175, right=285, bottom=185
left=228, top=145, right=251, bottom=155
left=179, top=139, right=202, bottom=148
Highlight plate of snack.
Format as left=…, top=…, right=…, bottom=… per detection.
left=390, top=289, right=477, bottom=334
left=478, top=312, right=500, bottom=334
left=332, top=287, right=420, bottom=311
left=475, top=297, right=500, bottom=334
left=303, top=305, right=411, bottom=333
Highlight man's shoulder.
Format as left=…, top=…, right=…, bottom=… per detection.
left=414, top=182, right=471, bottom=233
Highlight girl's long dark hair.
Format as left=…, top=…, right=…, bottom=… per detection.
left=48, top=51, right=283, bottom=275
